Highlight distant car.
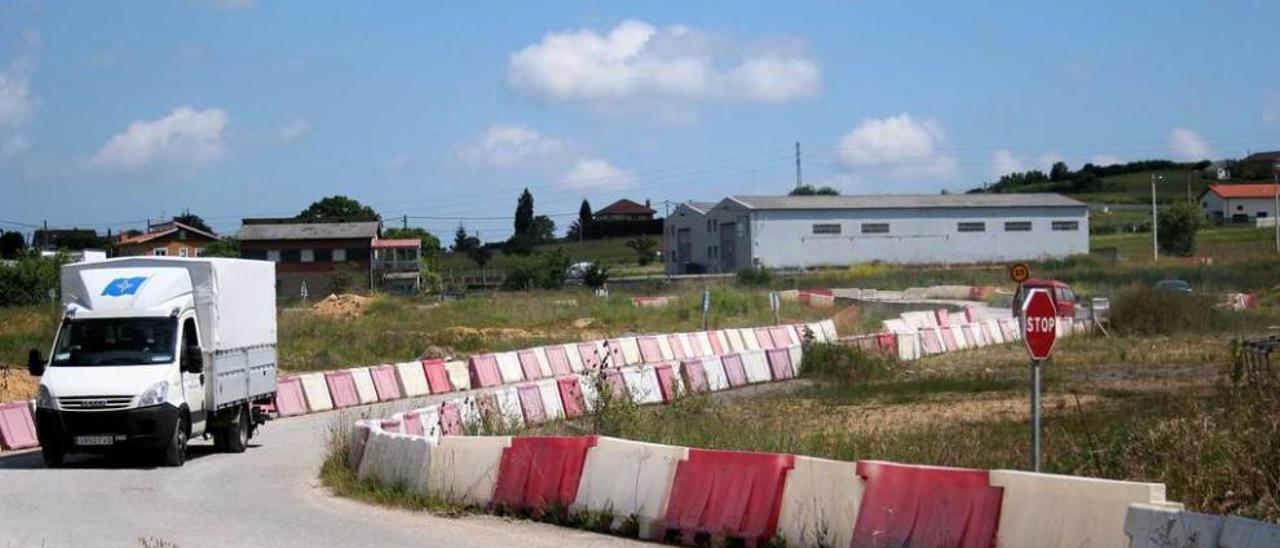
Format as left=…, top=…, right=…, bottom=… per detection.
left=1014, top=279, right=1077, bottom=318
left=566, top=261, right=595, bottom=280
left=1154, top=279, right=1192, bottom=294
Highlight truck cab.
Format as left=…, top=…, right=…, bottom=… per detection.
left=28, top=258, right=277, bottom=467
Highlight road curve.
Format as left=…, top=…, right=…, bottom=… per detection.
left=0, top=394, right=644, bottom=548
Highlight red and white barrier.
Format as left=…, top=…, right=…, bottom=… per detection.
left=299, top=373, right=334, bottom=412
left=426, top=436, right=511, bottom=506
left=0, top=401, right=39, bottom=450
left=394, top=361, right=431, bottom=397
left=574, top=437, right=689, bottom=539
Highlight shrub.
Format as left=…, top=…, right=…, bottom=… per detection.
left=624, top=235, right=658, bottom=266
left=800, top=342, right=896, bottom=384
left=502, top=249, right=571, bottom=290
left=1110, top=286, right=1229, bottom=336
left=328, top=263, right=364, bottom=294
left=582, top=262, right=610, bottom=289
left=0, top=253, right=64, bottom=306
left=736, top=266, right=771, bottom=286
left=1157, top=201, right=1203, bottom=257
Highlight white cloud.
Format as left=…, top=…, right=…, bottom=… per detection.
left=1090, top=154, right=1122, bottom=167
left=91, top=107, right=229, bottom=171
left=555, top=158, right=636, bottom=191
left=1265, top=94, right=1280, bottom=125
left=0, top=59, right=34, bottom=158
left=507, top=20, right=820, bottom=104
left=1168, top=127, right=1213, bottom=161
left=990, top=149, right=1024, bottom=178
left=836, top=113, right=957, bottom=181
left=277, top=119, right=312, bottom=144
left=456, top=125, right=568, bottom=168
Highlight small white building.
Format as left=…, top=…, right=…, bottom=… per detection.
left=1198, top=183, right=1279, bottom=224
left=664, top=194, right=1089, bottom=273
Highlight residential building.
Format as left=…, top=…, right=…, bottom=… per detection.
left=1198, top=183, right=1280, bottom=224
left=31, top=228, right=100, bottom=251
left=238, top=217, right=380, bottom=298
left=663, top=194, right=1089, bottom=273
left=114, top=221, right=218, bottom=257
left=594, top=199, right=657, bottom=221
left=1201, top=160, right=1232, bottom=181
left=663, top=201, right=717, bottom=274
left=372, top=238, right=422, bottom=295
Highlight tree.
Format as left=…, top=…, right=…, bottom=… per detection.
left=789, top=185, right=840, bottom=196
left=299, top=195, right=378, bottom=219
left=452, top=223, right=478, bottom=253
left=174, top=209, right=213, bottom=233
left=0, top=231, right=26, bottom=259
left=1157, top=201, right=1204, bottom=257
left=529, top=215, right=555, bottom=243
left=582, top=262, right=610, bottom=289
left=466, top=246, right=492, bottom=269
left=1049, top=162, right=1071, bottom=182
left=576, top=199, right=593, bottom=240
left=514, top=188, right=534, bottom=237
left=625, top=234, right=659, bottom=266
left=201, top=237, right=240, bottom=258
left=383, top=227, right=442, bottom=260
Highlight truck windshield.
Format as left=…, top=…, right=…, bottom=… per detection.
left=51, top=318, right=177, bottom=367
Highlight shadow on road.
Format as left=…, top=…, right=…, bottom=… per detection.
left=0, top=441, right=258, bottom=470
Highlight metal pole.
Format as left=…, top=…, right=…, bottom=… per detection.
left=1273, top=167, right=1278, bottom=254
left=1031, top=358, right=1042, bottom=472
left=1151, top=174, right=1159, bottom=262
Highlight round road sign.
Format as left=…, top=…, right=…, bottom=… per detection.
left=1010, top=263, right=1030, bottom=284
left=1021, top=288, right=1057, bottom=360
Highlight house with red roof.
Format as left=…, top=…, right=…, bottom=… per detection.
left=594, top=199, right=656, bottom=221
left=1197, top=183, right=1280, bottom=224
left=114, top=220, right=218, bottom=257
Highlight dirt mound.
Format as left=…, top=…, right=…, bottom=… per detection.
left=313, top=294, right=371, bottom=318
left=1, top=368, right=38, bottom=402
left=572, top=318, right=597, bottom=329
left=442, top=326, right=539, bottom=340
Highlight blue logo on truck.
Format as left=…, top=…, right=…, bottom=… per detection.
left=101, top=277, right=147, bottom=297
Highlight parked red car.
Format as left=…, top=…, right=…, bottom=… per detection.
left=1013, top=278, right=1077, bottom=318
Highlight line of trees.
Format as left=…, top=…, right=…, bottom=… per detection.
left=972, top=159, right=1213, bottom=194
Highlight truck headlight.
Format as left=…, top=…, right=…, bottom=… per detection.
left=36, top=385, right=56, bottom=410
left=137, top=381, right=169, bottom=407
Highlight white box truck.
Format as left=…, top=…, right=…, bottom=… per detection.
left=27, top=257, right=278, bottom=467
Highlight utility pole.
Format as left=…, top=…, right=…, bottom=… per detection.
left=1151, top=174, right=1163, bottom=262
left=795, top=142, right=802, bottom=189
left=402, top=215, right=408, bottom=230
left=41, top=220, right=47, bottom=251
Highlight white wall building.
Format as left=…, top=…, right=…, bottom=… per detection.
left=664, top=194, right=1090, bottom=273
left=1198, top=183, right=1279, bottom=224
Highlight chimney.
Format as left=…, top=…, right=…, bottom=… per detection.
left=645, top=199, right=651, bottom=209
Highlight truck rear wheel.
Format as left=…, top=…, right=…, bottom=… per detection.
left=161, top=416, right=187, bottom=467
left=225, top=406, right=249, bottom=454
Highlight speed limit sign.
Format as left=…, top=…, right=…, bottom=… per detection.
left=1009, top=263, right=1030, bottom=284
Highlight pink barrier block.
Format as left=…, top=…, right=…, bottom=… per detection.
left=369, top=365, right=401, bottom=402
left=602, top=369, right=627, bottom=400
left=604, top=339, right=626, bottom=368
left=705, top=331, right=725, bottom=355
left=853, top=461, right=1003, bottom=548
left=325, top=371, right=360, bottom=409
left=578, top=343, right=604, bottom=370
left=936, top=308, right=951, bottom=327
left=741, top=329, right=764, bottom=349
left=667, top=335, right=688, bottom=361
left=686, top=334, right=708, bottom=357
left=517, top=384, right=547, bottom=425
left=518, top=350, right=545, bottom=381
left=423, top=359, right=454, bottom=394
left=754, top=327, right=777, bottom=350
left=655, top=364, right=681, bottom=402
left=440, top=402, right=463, bottom=436
left=769, top=326, right=794, bottom=348
left=544, top=346, right=574, bottom=376
left=940, top=328, right=958, bottom=352
left=980, top=322, right=998, bottom=344
left=681, top=359, right=709, bottom=393
left=964, top=306, right=979, bottom=323
left=0, top=401, right=38, bottom=450
left=469, top=354, right=503, bottom=388
left=722, top=354, right=748, bottom=387
left=273, top=376, right=308, bottom=418
left=638, top=336, right=664, bottom=363
left=765, top=348, right=794, bottom=380
left=402, top=410, right=424, bottom=436
left=961, top=325, right=978, bottom=347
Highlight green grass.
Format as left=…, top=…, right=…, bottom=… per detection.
left=436, top=237, right=661, bottom=277
left=1093, top=225, right=1277, bottom=263
left=1005, top=168, right=1215, bottom=205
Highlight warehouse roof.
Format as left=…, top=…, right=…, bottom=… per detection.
left=238, top=217, right=380, bottom=241
left=682, top=201, right=718, bottom=214
left=726, top=193, right=1086, bottom=211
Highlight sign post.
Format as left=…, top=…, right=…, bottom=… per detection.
left=1020, top=288, right=1057, bottom=472
left=769, top=291, right=781, bottom=325
left=702, top=289, right=711, bottom=330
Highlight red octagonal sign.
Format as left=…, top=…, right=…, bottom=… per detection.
left=1021, top=288, right=1058, bottom=360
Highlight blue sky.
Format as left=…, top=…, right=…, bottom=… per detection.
left=1, top=0, right=1278, bottom=239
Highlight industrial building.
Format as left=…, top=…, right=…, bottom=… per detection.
left=663, top=194, right=1089, bottom=274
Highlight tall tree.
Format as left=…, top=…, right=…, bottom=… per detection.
left=1048, top=162, right=1072, bottom=182
left=299, top=195, right=378, bottom=219
left=452, top=223, right=477, bottom=253
left=173, top=210, right=214, bottom=233
left=529, top=215, right=555, bottom=243
left=0, top=231, right=26, bottom=259
left=578, top=199, right=593, bottom=229
left=201, top=237, right=240, bottom=258
left=513, top=188, right=534, bottom=237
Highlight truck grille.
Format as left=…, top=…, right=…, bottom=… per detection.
left=58, top=396, right=134, bottom=411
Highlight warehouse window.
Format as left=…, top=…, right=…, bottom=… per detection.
left=281, top=249, right=301, bottom=263
left=332, top=249, right=346, bottom=262
left=1004, top=221, right=1032, bottom=232
left=300, top=249, right=314, bottom=263
left=860, top=223, right=890, bottom=234
left=957, top=222, right=986, bottom=232
left=812, top=223, right=842, bottom=235
left=266, top=250, right=281, bottom=262
left=1051, top=221, right=1079, bottom=231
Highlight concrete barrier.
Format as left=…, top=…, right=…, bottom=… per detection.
left=820, top=319, right=838, bottom=341
left=273, top=376, right=308, bottom=417
left=740, top=349, right=772, bottom=384
left=536, top=379, right=565, bottom=421
left=667, top=334, right=691, bottom=361
left=990, top=469, right=1174, bottom=548
left=805, top=322, right=827, bottom=343
left=661, top=449, right=795, bottom=544
left=495, top=352, right=524, bottom=384
left=577, top=341, right=606, bottom=370
left=637, top=336, right=664, bottom=364
left=494, top=386, right=526, bottom=429
left=517, top=349, right=545, bottom=381
left=299, top=373, right=333, bottom=412
left=723, top=329, right=748, bottom=352
left=557, top=376, right=586, bottom=418
left=357, top=429, right=434, bottom=496
left=543, top=346, right=574, bottom=376
left=427, top=436, right=512, bottom=506
left=325, top=371, right=360, bottom=409
left=394, top=361, right=431, bottom=397
left=618, top=337, right=643, bottom=366
left=578, top=373, right=601, bottom=412
left=654, top=363, right=684, bottom=402
left=739, top=328, right=763, bottom=351
left=621, top=366, right=664, bottom=405
left=680, top=359, right=709, bottom=393
left=721, top=354, right=749, bottom=387
left=0, top=402, right=39, bottom=450
left=765, top=348, right=795, bottom=380
left=444, top=360, right=471, bottom=392
left=574, top=437, right=690, bottom=539
left=469, top=354, right=502, bottom=388
left=948, top=325, right=969, bottom=350
left=655, top=335, right=677, bottom=361
left=560, top=343, right=586, bottom=373
left=777, top=456, right=863, bottom=548
left=369, top=364, right=402, bottom=402
left=349, top=367, right=379, bottom=405
left=897, top=332, right=921, bottom=361
left=1221, top=514, right=1280, bottom=547
left=517, top=384, right=547, bottom=425
left=531, top=347, right=555, bottom=378
left=416, top=405, right=443, bottom=441
left=1125, top=503, right=1224, bottom=548
left=788, top=345, right=803, bottom=375
left=422, top=359, right=453, bottom=394
left=700, top=356, right=730, bottom=391
left=689, top=332, right=713, bottom=357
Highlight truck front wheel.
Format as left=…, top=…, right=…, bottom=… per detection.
left=161, top=416, right=187, bottom=467
left=41, top=445, right=65, bottom=467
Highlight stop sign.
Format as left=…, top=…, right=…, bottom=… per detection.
left=1021, top=288, right=1058, bottom=360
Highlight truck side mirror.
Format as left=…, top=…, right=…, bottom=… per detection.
left=27, top=349, right=45, bottom=376
left=182, top=349, right=204, bottom=374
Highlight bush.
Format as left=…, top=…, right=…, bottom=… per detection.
left=502, top=249, right=571, bottom=290
left=0, top=253, right=64, bottom=306
left=1110, top=286, right=1226, bottom=336
left=582, top=262, right=610, bottom=289
left=1157, top=201, right=1203, bottom=257
left=736, top=266, right=771, bottom=286
left=625, top=235, right=658, bottom=266
left=328, top=263, right=364, bottom=294
left=800, top=342, right=897, bottom=384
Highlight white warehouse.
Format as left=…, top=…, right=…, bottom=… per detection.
left=663, top=194, right=1089, bottom=274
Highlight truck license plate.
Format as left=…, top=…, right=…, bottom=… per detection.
left=75, top=435, right=115, bottom=446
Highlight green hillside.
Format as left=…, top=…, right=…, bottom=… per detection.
left=437, top=236, right=659, bottom=276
